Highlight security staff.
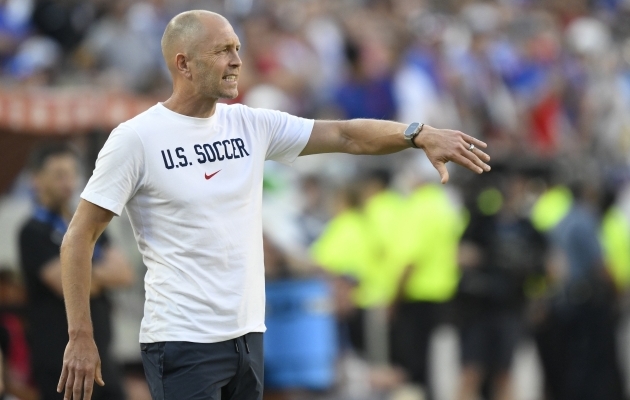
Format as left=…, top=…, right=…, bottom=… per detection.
left=390, top=182, right=464, bottom=400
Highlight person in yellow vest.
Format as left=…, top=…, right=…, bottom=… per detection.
left=312, top=171, right=406, bottom=354
left=359, top=170, right=406, bottom=309
left=311, top=183, right=376, bottom=352
left=389, top=176, right=464, bottom=400
left=354, top=170, right=407, bottom=361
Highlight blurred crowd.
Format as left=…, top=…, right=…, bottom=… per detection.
left=1, top=0, right=630, bottom=163
left=2, top=0, right=630, bottom=399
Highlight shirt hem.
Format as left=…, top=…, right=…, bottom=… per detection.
left=139, top=325, right=267, bottom=344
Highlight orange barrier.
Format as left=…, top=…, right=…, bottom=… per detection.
left=0, top=89, right=159, bottom=135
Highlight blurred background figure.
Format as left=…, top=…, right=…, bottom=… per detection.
left=0, top=268, right=37, bottom=400
left=531, top=178, right=624, bottom=400
left=456, top=167, right=547, bottom=400
left=18, top=143, right=134, bottom=400
left=295, top=175, right=330, bottom=249
left=311, top=183, right=373, bottom=356
left=389, top=165, right=463, bottom=400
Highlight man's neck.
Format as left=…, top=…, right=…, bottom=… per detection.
left=162, top=91, right=218, bottom=118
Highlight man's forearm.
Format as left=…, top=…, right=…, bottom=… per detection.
left=339, top=119, right=409, bottom=155
left=60, top=230, right=96, bottom=337
left=305, top=118, right=489, bottom=183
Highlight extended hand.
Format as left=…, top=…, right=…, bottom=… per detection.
left=415, top=126, right=491, bottom=184
left=57, top=334, right=104, bottom=400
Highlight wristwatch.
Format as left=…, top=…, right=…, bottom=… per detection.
left=404, top=122, right=424, bottom=148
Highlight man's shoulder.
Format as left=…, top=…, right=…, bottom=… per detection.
left=117, top=104, right=161, bottom=133
left=217, top=102, right=250, bottom=118
left=217, top=102, right=288, bottom=121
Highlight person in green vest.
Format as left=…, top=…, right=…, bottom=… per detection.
left=389, top=175, right=464, bottom=400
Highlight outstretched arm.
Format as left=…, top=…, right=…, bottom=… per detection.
left=300, top=119, right=491, bottom=183
left=58, top=199, right=115, bottom=400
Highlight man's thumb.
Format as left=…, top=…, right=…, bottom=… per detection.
left=435, top=162, right=449, bottom=184
left=96, top=362, right=105, bottom=386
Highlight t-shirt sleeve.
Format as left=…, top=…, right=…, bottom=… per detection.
left=81, top=125, right=145, bottom=216
left=244, top=106, right=314, bottom=165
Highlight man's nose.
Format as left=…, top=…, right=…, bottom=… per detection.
left=230, top=51, right=242, bottom=67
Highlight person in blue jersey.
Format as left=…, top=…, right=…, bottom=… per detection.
left=57, top=10, right=491, bottom=400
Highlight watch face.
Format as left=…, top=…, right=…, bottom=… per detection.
left=404, top=122, right=420, bottom=138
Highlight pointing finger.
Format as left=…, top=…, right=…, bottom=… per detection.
left=461, top=133, right=487, bottom=149
left=473, top=148, right=491, bottom=164
left=453, top=154, right=484, bottom=175
left=460, top=143, right=491, bottom=171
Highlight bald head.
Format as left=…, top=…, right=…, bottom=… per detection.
left=161, top=10, right=231, bottom=71
left=161, top=10, right=242, bottom=102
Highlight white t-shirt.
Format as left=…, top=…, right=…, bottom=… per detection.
left=81, top=103, right=314, bottom=343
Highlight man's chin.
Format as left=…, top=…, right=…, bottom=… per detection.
left=219, top=89, right=239, bottom=100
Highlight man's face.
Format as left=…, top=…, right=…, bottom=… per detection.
left=190, top=23, right=242, bottom=100
left=33, top=154, right=78, bottom=209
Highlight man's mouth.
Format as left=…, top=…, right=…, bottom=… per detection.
left=223, top=75, right=238, bottom=82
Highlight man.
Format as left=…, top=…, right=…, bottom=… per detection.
left=58, top=10, right=491, bottom=400
left=18, top=144, right=134, bottom=400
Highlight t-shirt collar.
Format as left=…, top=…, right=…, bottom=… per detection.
left=156, top=102, right=217, bottom=126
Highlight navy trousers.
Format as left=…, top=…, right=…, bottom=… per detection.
left=141, top=333, right=264, bottom=400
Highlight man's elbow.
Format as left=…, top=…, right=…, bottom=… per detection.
left=344, top=139, right=365, bottom=155
left=339, top=125, right=370, bottom=155
left=59, top=230, right=75, bottom=261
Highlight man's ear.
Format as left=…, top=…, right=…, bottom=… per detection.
left=175, top=53, right=192, bottom=79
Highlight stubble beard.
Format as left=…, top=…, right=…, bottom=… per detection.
left=197, top=70, right=238, bottom=100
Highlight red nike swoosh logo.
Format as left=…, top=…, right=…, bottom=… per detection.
left=204, top=170, right=221, bottom=180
